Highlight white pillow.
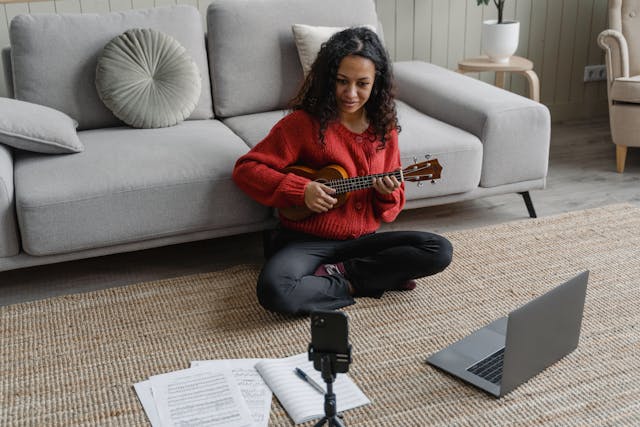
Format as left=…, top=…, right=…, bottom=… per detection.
left=291, top=24, right=377, bottom=76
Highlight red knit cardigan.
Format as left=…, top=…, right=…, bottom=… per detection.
left=232, top=110, right=405, bottom=240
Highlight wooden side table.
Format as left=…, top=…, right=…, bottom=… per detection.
left=456, top=55, right=540, bottom=102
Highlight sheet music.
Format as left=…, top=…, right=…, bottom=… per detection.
left=149, top=366, right=253, bottom=427
left=255, top=353, right=370, bottom=424
left=191, top=359, right=272, bottom=427
left=133, top=380, right=160, bottom=427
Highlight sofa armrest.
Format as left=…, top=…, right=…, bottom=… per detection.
left=0, top=144, right=19, bottom=257
left=598, top=30, right=629, bottom=85
left=393, top=61, right=550, bottom=188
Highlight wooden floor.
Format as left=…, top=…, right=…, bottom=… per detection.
left=1, top=117, right=639, bottom=306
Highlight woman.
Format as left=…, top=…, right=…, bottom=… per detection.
left=232, top=27, right=452, bottom=315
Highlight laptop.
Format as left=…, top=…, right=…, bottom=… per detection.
left=426, top=270, right=589, bottom=397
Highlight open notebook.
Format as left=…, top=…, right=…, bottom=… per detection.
left=255, top=353, right=370, bottom=424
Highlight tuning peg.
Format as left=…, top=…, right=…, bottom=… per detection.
left=431, top=180, right=436, bottom=184
left=425, top=154, right=431, bottom=159
left=413, top=156, right=418, bottom=164
left=417, top=182, right=424, bottom=187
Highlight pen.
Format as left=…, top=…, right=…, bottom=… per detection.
left=294, top=367, right=325, bottom=395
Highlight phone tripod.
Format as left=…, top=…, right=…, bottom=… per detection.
left=309, top=350, right=351, bottom=427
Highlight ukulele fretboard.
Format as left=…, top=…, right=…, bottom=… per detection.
left=326, top=170, right=403, bottom=195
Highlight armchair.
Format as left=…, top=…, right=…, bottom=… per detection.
left=598, top=0, right=640, bottom=173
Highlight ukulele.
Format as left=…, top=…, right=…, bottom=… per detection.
left=279, top=158, right=442, bottom=221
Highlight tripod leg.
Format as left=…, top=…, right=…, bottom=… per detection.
left=314, top=417, right=328, bottom=427
left=330, top=416, right=347, bottom=427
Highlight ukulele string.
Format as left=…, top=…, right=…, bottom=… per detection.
left=327, top=170, right=403, bottom=193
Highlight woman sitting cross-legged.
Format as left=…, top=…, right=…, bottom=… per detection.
left=232, top=27, right=453, bottom=315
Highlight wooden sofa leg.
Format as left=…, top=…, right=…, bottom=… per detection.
left=519, top=191, right=537, bottom=218
left=616, top=144, right=627, bottom=173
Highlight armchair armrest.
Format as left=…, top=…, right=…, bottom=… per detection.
left=393, top=61, right=550, bottom=188
left=598, top=29, right=629, bottom=85
left=0, top=144, right=19, bottom=257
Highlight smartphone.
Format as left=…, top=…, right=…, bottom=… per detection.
left=309, top=310, right=351, bottom=373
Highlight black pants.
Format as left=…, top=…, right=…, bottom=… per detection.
left=257, top=227, right=453, bottom=315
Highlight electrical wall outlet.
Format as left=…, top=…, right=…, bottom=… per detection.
left=584, top=64, right=607, bottom=82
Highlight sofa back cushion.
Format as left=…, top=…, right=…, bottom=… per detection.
left=207, top=0, right=379, bottom=118
left=9, top=5, right=213, bottom=130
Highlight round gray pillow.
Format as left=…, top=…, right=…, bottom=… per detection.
left=95, top=28, right=201, bottom=129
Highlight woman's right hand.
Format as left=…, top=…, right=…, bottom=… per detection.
left=304, top=181, right=338, bottom=213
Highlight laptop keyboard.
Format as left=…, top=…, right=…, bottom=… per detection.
left=466, top=348, right=505, bottom=384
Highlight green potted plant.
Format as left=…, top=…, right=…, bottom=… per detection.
left=478, top=0, right=506, bottom=23
left=478, top=0, right=519, bottom=63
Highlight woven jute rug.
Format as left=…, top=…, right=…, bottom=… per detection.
left=2, top=204, right=640, bottom=426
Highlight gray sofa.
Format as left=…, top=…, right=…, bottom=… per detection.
left=0, top=0, right=550, bottom=273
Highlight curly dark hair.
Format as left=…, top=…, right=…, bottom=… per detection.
left=289, top=26, right=400, bottom=148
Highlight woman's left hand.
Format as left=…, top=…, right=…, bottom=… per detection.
left=372, top=175, right=401, bottom=196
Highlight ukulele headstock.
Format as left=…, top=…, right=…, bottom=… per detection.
left=402, top=158, right=442, bottom=182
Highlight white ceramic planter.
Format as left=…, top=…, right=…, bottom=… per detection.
left=481, top=20, right=520, bottom=63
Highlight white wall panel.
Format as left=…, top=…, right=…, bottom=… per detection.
left=81, top=0, right=109, bottom=13
left=555, top=0, right=578, bottom=105
left=500, top=0, right=516, bottom=88
left=108, top=0, right=132, bottom=11
left=28, top=1, right=55, bottom=13
left=54, top=0, right=80, bottom=13
left=447, top=0, right=466, bottom=71
left=412, top=0, right=431, bottom=62
left=511, top=0, right=532, bottom=97
left=429, top=0, right=448, bottom=68
left=540, top=1, right=562, bottom=104
left=463, top=0, right=482, bottom=80
left=395, top=0, right=413, bottom=61
left=131, top=0, right=154, bottom=9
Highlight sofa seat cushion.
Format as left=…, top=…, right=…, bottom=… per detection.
left=611, top=75, right=640, bottom=103
left=14, top=120, right=269, bottom=256
left=396, top=101, right=482, bottom=201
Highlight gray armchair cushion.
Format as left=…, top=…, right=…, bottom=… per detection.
left=0, top=98, right=83, bottom=154
left=206, top=0, right=379, bottom=117
left=9, top=5, right=213, bottom=130
left=610, top=75, right=640, bottom=103
left=96, top=28, right=201, bottom=129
